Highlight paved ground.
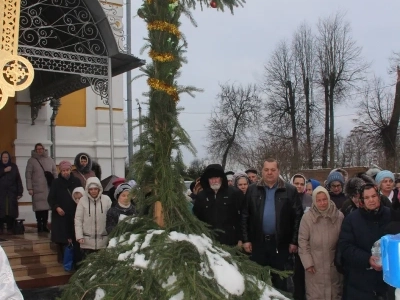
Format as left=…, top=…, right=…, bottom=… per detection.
left=21, top=286, right=64, bottom=300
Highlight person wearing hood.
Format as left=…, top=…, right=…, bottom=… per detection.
left=233, top=171, right=250, bottom=194
left=0, top=151, right=23, bottom=234
left=106, top=182, right=136, bottom=234
left=329, top=168, right=349, bottom=183
left=306, top=179, right=320, bottom=196
left=241, top=158, right=303, bottom=294
left=25, top=143, right=58, bottom=233
left=291, top=174, right=312, bottom=212
left=71, top=153, right=96, bottom=187
left=298, top=187, right=344, bottom=299
left=193, top=164, right=244, bottom=246
left=326, top=172, right=347, bottom=209
left=338, top=184, right=390, bottom=300
left=75, top=177, right=112, bottom=258
left=47, top=160, right=81, bottom=263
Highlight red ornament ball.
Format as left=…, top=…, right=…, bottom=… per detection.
left=210, top=1, right=217, bottom=8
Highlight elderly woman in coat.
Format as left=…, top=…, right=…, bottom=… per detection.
left=47, top=161, right=81, bottom=263
left=298, top=186, right=344, bottom=300
left=25, top=143, right=58, bottom=233
left=0, top=151, right=23, bottom=234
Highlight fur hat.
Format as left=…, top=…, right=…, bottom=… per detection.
left=344, top=177, right=365, bottom=197
left=327, top=171, right=344, bottom=186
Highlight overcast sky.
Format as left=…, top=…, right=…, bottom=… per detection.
left=126, top=0, right=400, bottom=165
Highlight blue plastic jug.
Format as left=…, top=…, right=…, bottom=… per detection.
left=381, top=234, right=400, bottom=288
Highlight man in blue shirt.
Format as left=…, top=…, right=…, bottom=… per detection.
left=242, top=158, right=303, bottom=295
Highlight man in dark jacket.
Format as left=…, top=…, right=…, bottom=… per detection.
left=338, top=184, right=390, bottom=300
left=193, top=164, right=244, bottom=246
left=241, top=158, right=303, bottom=293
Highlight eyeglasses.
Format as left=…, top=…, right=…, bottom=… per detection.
left=331, top=184, right=342, bottom=189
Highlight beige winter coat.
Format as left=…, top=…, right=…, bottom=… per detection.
left=75, top=177, right=111, bottom=250
left=25, top=150, right=58, bottom=211
left=298, top=201, right=344, bottom=300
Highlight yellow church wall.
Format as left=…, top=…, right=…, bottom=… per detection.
left=57, top=89, right=86, bottom=127
left=0, top=97, right=16, bottom=159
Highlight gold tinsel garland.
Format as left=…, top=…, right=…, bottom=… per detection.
left=149, top=50, right=175, bottom=62
left=148, top=78, right=179, bottom=101
left=147, top=21, right=181, bottom=38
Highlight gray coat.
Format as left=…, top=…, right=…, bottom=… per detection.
left=25, top=150, right=58, bottom=211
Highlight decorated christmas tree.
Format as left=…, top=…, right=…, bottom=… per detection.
left=60, top=1, right=289, bottom=299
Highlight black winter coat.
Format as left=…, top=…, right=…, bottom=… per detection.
left=341, top=195, right=392, bottom=218
left=193, top=164, right=244, bottom=246
left=241, top=178, right=303, bottom=246
left=48, top=174, right=81, bottom=244
left=329, top=192, right=346, bottom=209
left=106, top=203, right=136, bottom=234
left=338, top=205, right=390, bottom=300
left=0, top=162, right=23, bottom=218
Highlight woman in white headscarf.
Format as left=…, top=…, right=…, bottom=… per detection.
left=298, top=186, right=344, bottom=300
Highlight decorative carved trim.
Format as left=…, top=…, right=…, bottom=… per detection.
left=100, top=1, right=127, bottom=53
left=0, top=0, right=35, bottom=110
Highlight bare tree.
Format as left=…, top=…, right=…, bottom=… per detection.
left=293, top=22, right=316, bottom=169
left=358, top=73, right=400, bottom=170
left=316, top=11, right=369, bottom=168
left=262, top=40, right=302, bottom=170
left=206, top=83, right=261, bottom=169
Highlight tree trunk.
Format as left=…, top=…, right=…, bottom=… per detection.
left=221, top=117, right=240, bottom=169
left=383, top=78, right=400, bottom=171
left=329, top=87, right=335, bottom=168
left=322, top=79, right=329, bottom=168
left=305, top=77, right=313, bottom=169
left=287, top=81, right=299, bottom=171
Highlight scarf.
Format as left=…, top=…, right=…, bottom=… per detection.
left=0, top=151, right=12, bottom=168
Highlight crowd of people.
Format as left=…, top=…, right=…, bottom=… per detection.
left=189, top=159, right=400, bottom=300
left=2, top=144, right=400, bottom=299
left=0, top=145, right=137, bottom=268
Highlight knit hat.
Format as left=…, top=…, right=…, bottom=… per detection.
left=114, top=183, right=132, bottom=201
left=59, top=160, right=72, bottom=170
left=327, top=171, right=344, bottom=187
left=307, top=179, right=321, bottom=190
left=375, top=170, right=395, bottom=187
left=232, top=171, right=250, bottom=187
left=329, top=168, right=349, bottom=182
left=88, top=182, right=99, bottom=190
